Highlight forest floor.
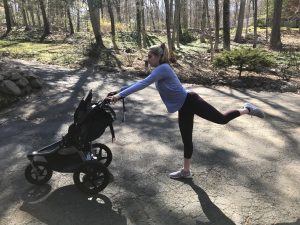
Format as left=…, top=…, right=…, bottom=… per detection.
left=0, top=28, right=300, bottom=94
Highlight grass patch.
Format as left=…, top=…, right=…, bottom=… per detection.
left=0, top=40, right=86, bottom=66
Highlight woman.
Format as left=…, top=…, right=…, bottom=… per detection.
left=106, top=43, right=265, bottom=179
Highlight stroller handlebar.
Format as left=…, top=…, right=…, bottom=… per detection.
left=99, top=97, right=126, bottom=123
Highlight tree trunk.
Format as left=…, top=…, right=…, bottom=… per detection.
left=234, top=0, right=246, bottom=42
left=245, top=0, right=251, bottom=37
left=21, top=0, right=31, bottom=31
left=66, top=5, right=74, bottom=35
left=136, top=0, right=142, bottom=48
left=265, top=0, right=269, bottom=42
left=37, top=5, right=42, bottom=28
left=182, top=0, right=188, bottom=30
left=87, top=0, right=105, bottom=48
left=107, top=0, right=118, bottom=49
left=205, top=0, right=214, bottom=61
left=2, top=0, right=12, bottom=37
left=38, top=0, right=50, bottom=41
left=9, top=3, right=16, bottom=26
left=100, top=0, right=104, bottom=19
left=171, top=0, right=177, bottom=49
left=223, top=0, right=230, bottom=50
left=270, top=0, right=283, bottom=50
left=172, top=0, right=180, bottom=49
left=125, top=0, right=129, bottom=24
left=29, top=5, right=36, bottom=27
left=170, top=0, right=173, bottom=28
left=77, top=8, right=80, bottom=32
left=233, top=0, right=239, bottom=27
left=164, top=0, right=173, bottom=57
left=253, top=0, right=257, bottom=48
left=214, top=0, right=220, bottom=50
left=141, top=0, right=147, bottom=48
left=200, top=0, right=206, bottom=43
left=149, top=0, right=156, bottom=30
left=113, top=0, right=121, bottom=23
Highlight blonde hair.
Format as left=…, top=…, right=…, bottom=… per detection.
left=149, top=43, right=169, bottom=64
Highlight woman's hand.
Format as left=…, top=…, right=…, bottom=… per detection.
left=107, top=91, right=118, bottom=97
left=106, top=94, right=121, bottom=103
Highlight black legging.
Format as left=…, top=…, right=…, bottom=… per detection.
left=178, top=92, right=241, bottom=159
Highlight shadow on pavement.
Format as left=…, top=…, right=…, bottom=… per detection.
left=177, top=179, right=236, bottom=225
left=20, top=185, right=127, bottom=225
left=275, top=219, right=300, bottom=225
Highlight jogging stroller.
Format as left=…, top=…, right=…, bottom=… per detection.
left=25, top=90, right=117, bottom=194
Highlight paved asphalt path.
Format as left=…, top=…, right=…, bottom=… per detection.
left=0, top=59, right=299, bottom=225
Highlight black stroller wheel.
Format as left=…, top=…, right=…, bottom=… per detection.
left=73, top=161, right=109, bottom=194
left=25, top=161, right=53, bottom=185
left=91, top=143, right=112, bottom=167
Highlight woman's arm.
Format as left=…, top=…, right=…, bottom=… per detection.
left=108, top=64, right=167, bottom=103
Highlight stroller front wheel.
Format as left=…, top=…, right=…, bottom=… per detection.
left=25, top=161, right=53, bottom=185
left=91, top=143, right=112, bottom=167
left=73, top=161, right=110, bottom=194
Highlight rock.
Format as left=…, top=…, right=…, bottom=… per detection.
left=9, top=73, right=22, bottom=81
left=280, top=83, right=298, bottom=92
left=1, top=80, right=22, bottom=96
left=231, top=79, right=245, bottom=88
left=217, top=70, right=228, bottom=76
left=24, top=71, right=38, bottom=80
left=29, top=78, right=43, bottom=89
left=15, top=76, right=29, bottom=88
left=0, top=75, right=4, bottom=81
left=21, top=85, right=32, bottom=95
left=217, top=79, right=229, bottom=85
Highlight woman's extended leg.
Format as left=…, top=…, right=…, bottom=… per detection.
left=188, top=92, right=241, bottom=124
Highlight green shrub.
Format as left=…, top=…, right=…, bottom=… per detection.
left=179, top=30, right=197, bottom=44
left=213, top=47, right=276, bottom=77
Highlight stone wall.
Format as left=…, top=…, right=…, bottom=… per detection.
left=0, top=60, right=43, bottom=109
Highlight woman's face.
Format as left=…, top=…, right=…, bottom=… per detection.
left=147, top=52, right=160, bottom=67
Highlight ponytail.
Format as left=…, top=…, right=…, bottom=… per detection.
left=149, top=43, right=170, bottom=64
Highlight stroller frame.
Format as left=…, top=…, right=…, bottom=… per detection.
left=25, top=90, right=116, bottom=194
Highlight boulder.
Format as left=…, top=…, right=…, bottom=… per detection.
left=280, top=83, right=298, bottom=92
left=9, top=73, right=22, bottom=81
left=1, top=80, right=22, bottom=96
left=15, top=76, right=29, bottom=88
left=29, top=78, right=43, bottom=89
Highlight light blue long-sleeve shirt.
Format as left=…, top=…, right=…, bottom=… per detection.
left=119, top=63, right=188, bottom=113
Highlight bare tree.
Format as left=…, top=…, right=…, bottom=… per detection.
left=164, top=0, right=173, bottom=57
left=172, top=0, right=180, bottom=49
left=200, top=0, right=206, bottom=43
left=2, top=0, right=12, bottom=37
left=136, top=0, right=142, bottom=48
left=112, top=0, right=121, bottom=23
left=234, top=0, right=246, bottom=42
left=21, top=0, right=31, bottom=31
left=39, top=0, right=51, bottom=41
left=270, top=0, right=283, bottom=50
left=266, top=0, right=269, bottom=42
left=253, top=0, right=258, bottom=48
left=245, top=0, right=252, bottom=36
left=223, top=0, right=230, bottom=50
left=87, top=0, right=105, bottom=48
left=106, top=0, right=117, bottom=49
left=204, top=0, right=214, bottom=60
left=65, top=0, right=74, bottom=35
left=214, top=0, right=220, bottom=50
left=182, top=0, right=188, bottom=30
left=141, top=0, right=147, bottom=48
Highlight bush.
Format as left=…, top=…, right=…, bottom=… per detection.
left=213, top=47, right=276, bottom=77
left=179, top=30, right=197, bottom=44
